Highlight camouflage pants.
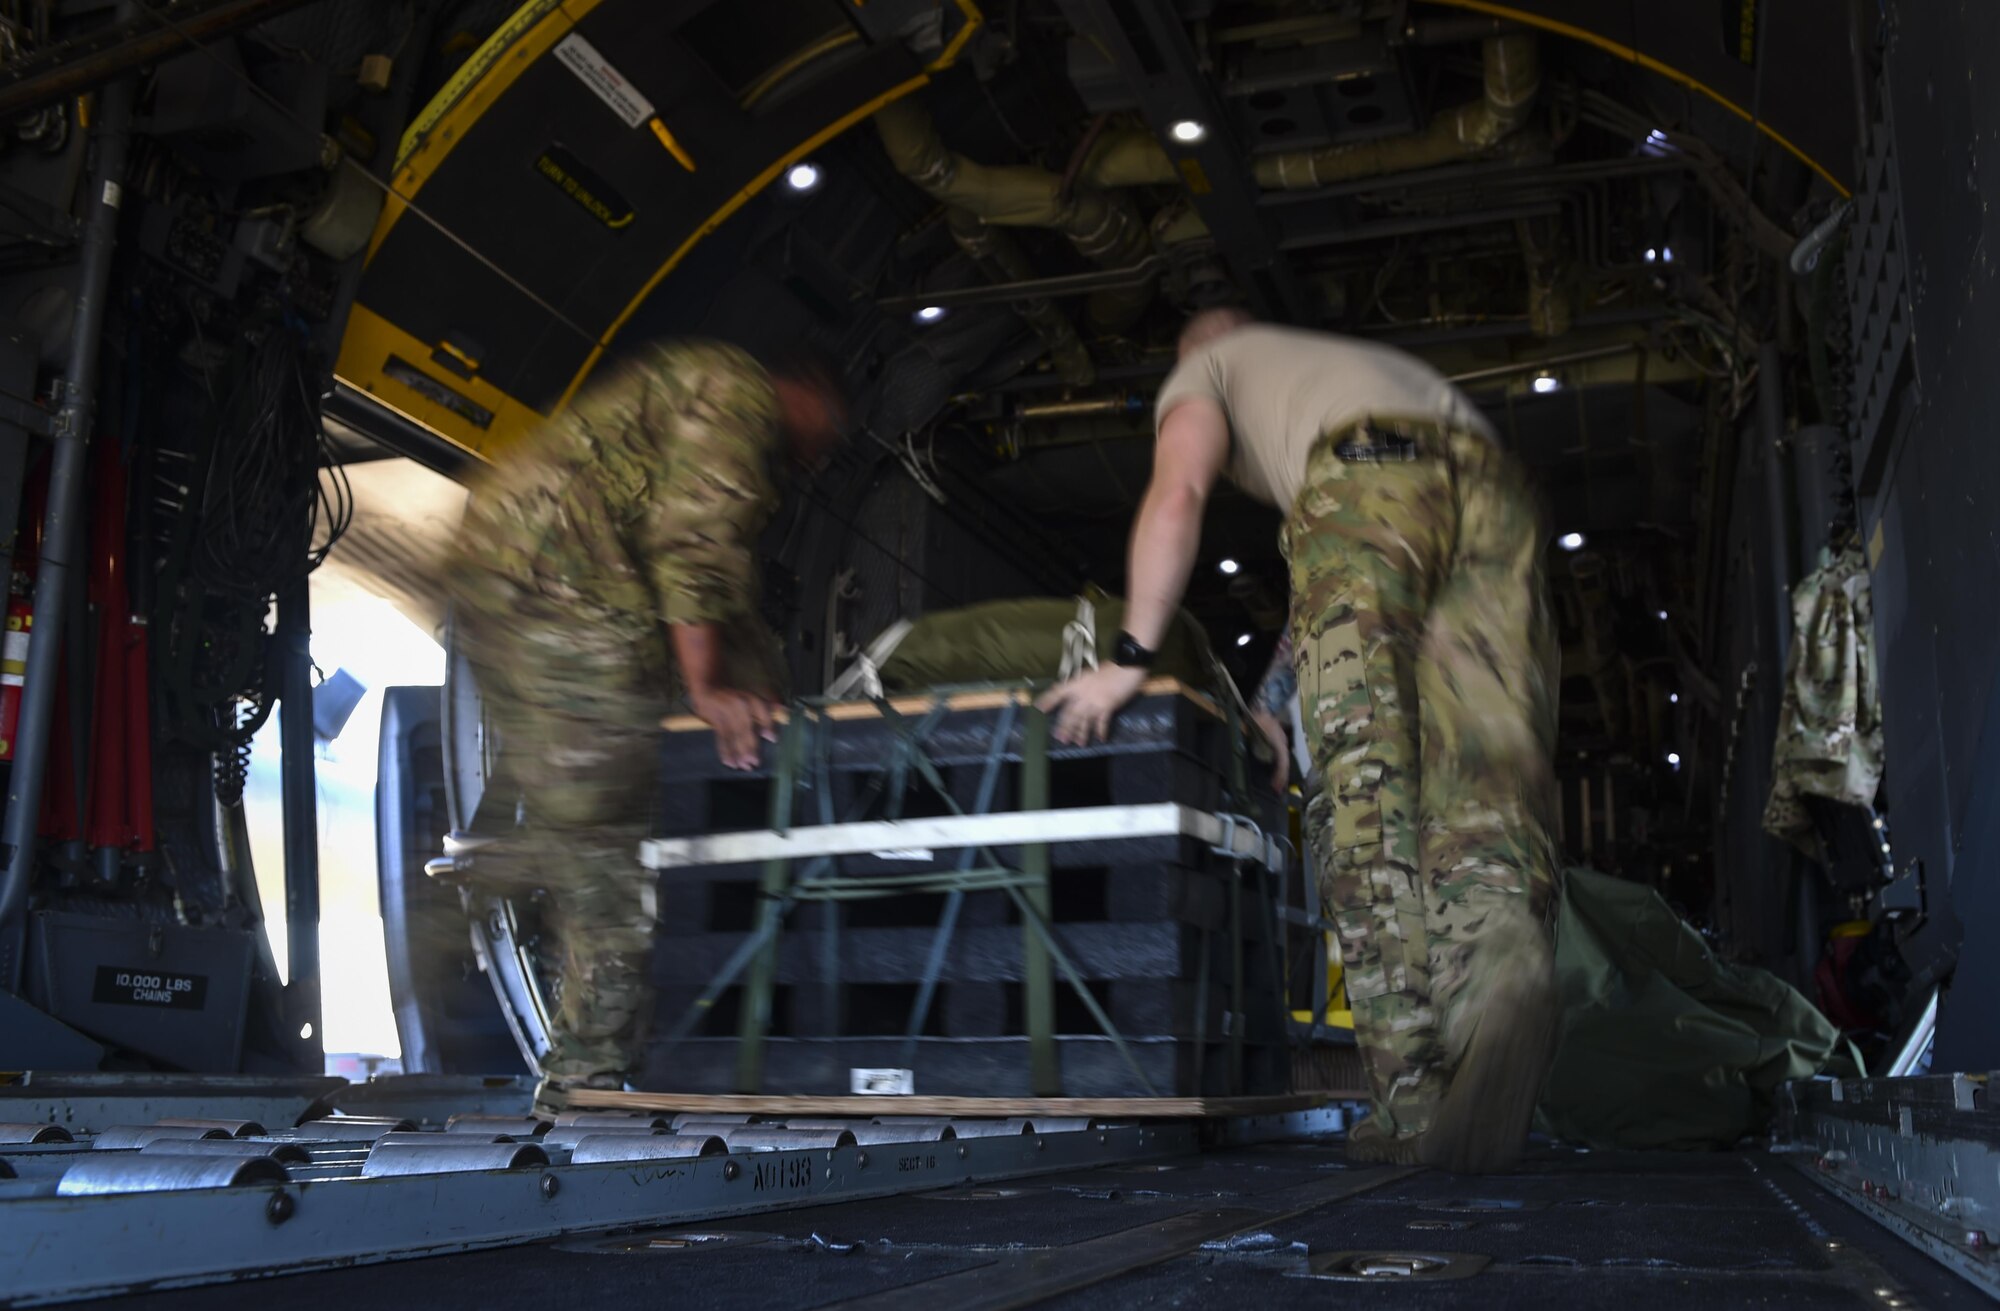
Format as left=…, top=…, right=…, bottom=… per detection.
left=459, top=606, right=680, bottom=1097
left=1283, top=417, right=1562, bottom=1138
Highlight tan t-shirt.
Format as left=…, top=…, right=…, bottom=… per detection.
left=1154, top=325, right=1495, bottom=511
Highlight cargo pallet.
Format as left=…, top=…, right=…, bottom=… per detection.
left=641, top=679, right=1350, bottom=1101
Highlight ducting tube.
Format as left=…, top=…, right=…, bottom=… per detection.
left=1086, top=34, right=1540, bottom=192
left=946, top=209, right=1095, bottom=385
left=874, top=99, right=1155, bottom=331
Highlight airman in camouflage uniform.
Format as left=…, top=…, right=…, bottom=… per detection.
left=443, top=339, right=842, bottom=1116
left=1041, top=310, right=1559, bottom=1171
left=1285, top=414, right=1561, bottom=1171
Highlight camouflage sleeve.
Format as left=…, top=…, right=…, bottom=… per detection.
left=637, top=344, right=780, bottom=626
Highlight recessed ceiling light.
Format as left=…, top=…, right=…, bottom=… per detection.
left=1169, top=119, right=1207, bottom=144
left=1218, top=558, right=1240, bottom=575
left=1558, top=531, right=1586, bottom=551
left=1236, top=633, right=1253, bottom=648
left=785, top=161, right=822, bottom=193
left=913, top=305, right=947, bottom=324
left=1666, top=751, right=1682, bottom=767
left=1532, top=372, right=1560, bottom=394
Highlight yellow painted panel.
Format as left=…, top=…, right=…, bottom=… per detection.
left=333, top=304, right=548, bottom=462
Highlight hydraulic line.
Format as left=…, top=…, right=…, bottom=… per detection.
left=0, top=77, right=133, bottom=966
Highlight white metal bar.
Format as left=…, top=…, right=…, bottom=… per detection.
left=639, top=803, right=1282, bottom=873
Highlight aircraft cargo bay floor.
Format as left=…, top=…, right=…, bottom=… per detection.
left=88, top=1143, right=1990, bottom=1310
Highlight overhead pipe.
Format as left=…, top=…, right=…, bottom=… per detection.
left=1016, top=393, right=1148, bottom=421
left=0, top=0, right=321, bottom=121
left=1573, top=91, right=1796, bottom=261
left=873, top=99, right=1156, bottom=331
left=945, top=210, right=1096, bottom=386
left=0, top=77, right=133, bottom=969
left=1085, top=33, right=1541, bottom=192
left=1399, top=13, right=1521, bottom=46
left=876, top=256, right=1166, bottom=314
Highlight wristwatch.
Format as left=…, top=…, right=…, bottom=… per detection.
left=1111, top=630, right=1156, bottom=669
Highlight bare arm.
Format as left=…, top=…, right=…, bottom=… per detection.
left=670, top=622, right=778, bottom=771
left=1038, top=396, right=1231, bottom=743
left=1120, top=396, right=1231, bottom=645
left=637, top=348, right=784, bottom=770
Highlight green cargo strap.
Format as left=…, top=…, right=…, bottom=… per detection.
left=734, top=709, right=810, bottom=1092
left=1019, top=706, right=1059, bottom=1095
left=1215, top=655, right=1252, bottom=813
left=812, top=713, right=841, bottom=1039
left=1309, top=884, right=1328, bottom=1045
left=653, top=764, right=886, bottom=1060
left=899, top=694, right=1021, bottom=1067
left=1192, top=926, right=1212, bottom=1092
left=1228, top=868, right=1245, bottom=1096
left=1002, top=878, right=1160, bottom=1098
left=870, top=696, right=955, bottom=821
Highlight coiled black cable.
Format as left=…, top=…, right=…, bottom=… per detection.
left=152, top=318, right=353, bottom=790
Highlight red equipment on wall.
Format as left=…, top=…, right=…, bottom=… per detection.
left=0, top=438, right=156, bottom=861
left=84, top=433, right=153, bottom=855
left=0, top=464, right=46, bottom=761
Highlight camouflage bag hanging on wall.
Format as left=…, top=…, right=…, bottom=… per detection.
left=1762, top=547, right=1884, bottom=856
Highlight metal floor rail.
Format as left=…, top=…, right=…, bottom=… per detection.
left=0, top=1098, right=1240, bottom=1307
left=1777, top=1072, right=2000, bottom=1299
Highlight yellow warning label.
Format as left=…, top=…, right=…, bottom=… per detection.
left=534, top=146, right=635, bottom=230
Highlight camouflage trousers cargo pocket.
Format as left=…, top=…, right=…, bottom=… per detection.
left=1302, top=704, right=1431, bottom=1007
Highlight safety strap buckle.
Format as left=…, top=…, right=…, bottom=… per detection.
left=1209, top=811, right=1271, bottom=870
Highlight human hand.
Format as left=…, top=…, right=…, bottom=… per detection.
left=1250, top=708, right=1291, bottom=794
left=687, top=685, right=781, bottom=770
left=1035, top=663, right=1148, bottom=745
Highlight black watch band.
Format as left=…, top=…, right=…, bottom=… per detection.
left=1112, top=630, right=1156, bottom=669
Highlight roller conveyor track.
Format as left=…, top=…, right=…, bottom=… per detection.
left=4, top=1076, right=1996, bottom=1308
left=0, top=1096, right=1217, bottom=1306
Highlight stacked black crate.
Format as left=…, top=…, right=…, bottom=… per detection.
left=641, top=685, right=1293, bottom=1099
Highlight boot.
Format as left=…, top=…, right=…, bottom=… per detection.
left=530, top=1070, right=625, bottom=1121
left=1419, top=936, right=1559, bottom=1175
left=1345, top=1111, right=1427, bottom=1165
